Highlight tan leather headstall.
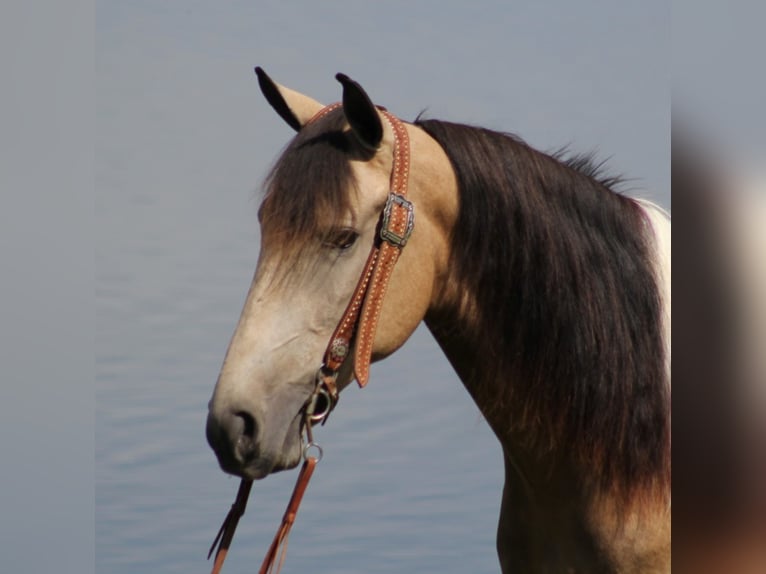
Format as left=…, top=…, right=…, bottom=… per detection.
left=306, top=107, right=413, bottom=424
left=208, top=106, right=414, bottom=574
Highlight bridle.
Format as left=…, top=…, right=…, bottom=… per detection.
left=306, top=104, right=414, bottom=423
left=208, top=105, right=414, bottom=574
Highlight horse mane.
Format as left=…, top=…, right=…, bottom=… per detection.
left=415, top=118, right=670, bottom=502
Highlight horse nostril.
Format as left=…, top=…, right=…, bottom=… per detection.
left=232, top=411, right=259, bottom=462
left=206, top=408, right=261, bottom=465
left=235, top=410, right=257, bottom=439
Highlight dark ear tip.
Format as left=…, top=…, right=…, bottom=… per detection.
left=254, top=67, right=269, bottom=84
left=335, top=73, right=352, bottom=85
left=254, top=67, right=302, bottom=132
left=254, top=66, right=269, bottom=89
left=335, top=72, right=382, bottom=150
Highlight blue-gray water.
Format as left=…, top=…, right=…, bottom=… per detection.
left=95, top=3, right=669, bottom=572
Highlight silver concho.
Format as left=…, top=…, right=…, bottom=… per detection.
left=329, top=338, right=349, bottom=363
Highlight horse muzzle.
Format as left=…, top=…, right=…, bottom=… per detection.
left=205, top=407, right=302, bottom=479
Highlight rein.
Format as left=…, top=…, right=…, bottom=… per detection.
left=208, top=106, right=413, bottom=574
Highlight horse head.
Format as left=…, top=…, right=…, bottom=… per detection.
left=205, top=70, right=457, bottom=479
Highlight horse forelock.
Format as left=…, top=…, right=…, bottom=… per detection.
left=416, top=118, right=670, bottom=506
left=258, top=108, right=361, bottom=281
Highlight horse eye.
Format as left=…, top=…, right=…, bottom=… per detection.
left=324, top=228, right=359, bottom=250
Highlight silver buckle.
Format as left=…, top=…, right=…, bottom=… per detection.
left=380, top=193, right=414, bottom=247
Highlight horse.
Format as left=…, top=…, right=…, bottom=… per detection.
left=206, top=69, right=672, bottom=573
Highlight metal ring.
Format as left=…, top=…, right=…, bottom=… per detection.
left=307, top=386, right=332, bottom=424
left=303, top=442, right=323, bottom=462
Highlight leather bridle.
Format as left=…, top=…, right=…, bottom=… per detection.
left=208, top=105, right=414, bottom=574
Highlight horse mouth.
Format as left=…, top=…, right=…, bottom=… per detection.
left=225, top=458, right=274, bottom=480
left=212, top=445, right=297, bottom=480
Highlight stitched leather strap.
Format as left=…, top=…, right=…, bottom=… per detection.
left=208, top=479, right=253, bottom=574
left=258, top=456, right=317, bottom=574
left=305, top=102, right=342, bottom=126
left=353, top=110, right=411, bottom=387
left=319, top=109, right=413, bottom=389
left=208, top=458, right=317, bottom=574
left=322, top=247, right=379, bottom=374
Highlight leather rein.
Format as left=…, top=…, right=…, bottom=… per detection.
left=208, top=106, right=414, bottom=574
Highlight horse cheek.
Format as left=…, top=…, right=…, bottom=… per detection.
left=372, top=245, right=434, bottom=361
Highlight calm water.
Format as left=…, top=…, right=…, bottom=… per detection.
left=95, top=91, right=503, bottom=573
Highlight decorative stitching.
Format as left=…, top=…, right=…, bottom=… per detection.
left=305, top=102, right=342, bottom=127
left=318, top=108, right=412, bottom=387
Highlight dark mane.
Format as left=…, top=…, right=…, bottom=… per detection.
left=553, top=149, right=630, bottom=191
left=415, top=119, right=669, bottom=501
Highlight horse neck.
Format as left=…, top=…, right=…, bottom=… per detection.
left=418, top=123, right=671, bottom=571
left=424, top=304, right=512, bottom=437
left=421, top=151, right=670, bottom=505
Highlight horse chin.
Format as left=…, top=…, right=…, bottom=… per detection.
left=238, top=460, right=275, bottom=480
left=221, top=445, right=302, bottom=480
left=242, top=458, right=297, bottom=480
left=241, top=425, right=304, bottom=480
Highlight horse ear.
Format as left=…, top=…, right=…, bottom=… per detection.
left=336, top=73, right=383, bottom=150
left=255, top=67, right=324, bottom=132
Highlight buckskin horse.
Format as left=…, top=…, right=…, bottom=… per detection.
left=206, top=69, right=671, bottom=573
